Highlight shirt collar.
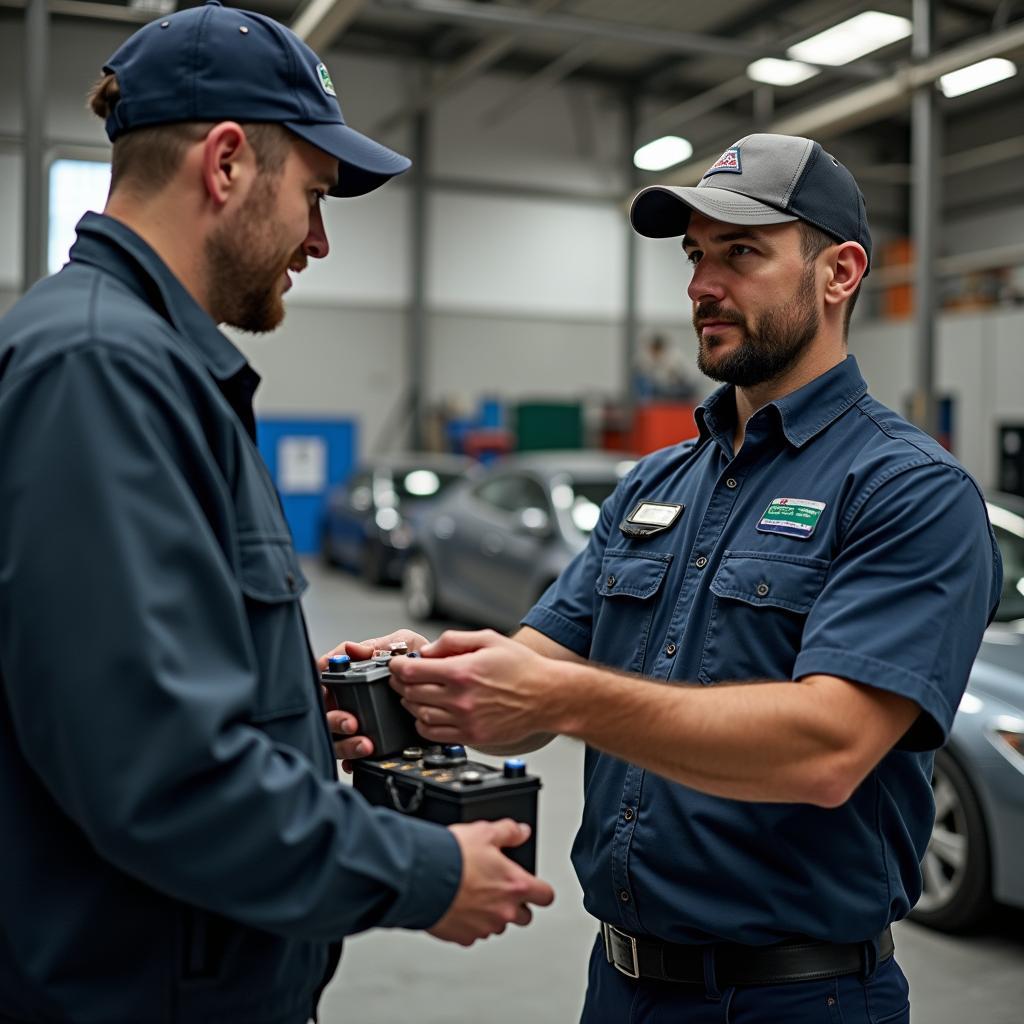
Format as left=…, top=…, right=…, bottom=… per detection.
left=68, top=212, right=254, bottom=385
left=695, top=356, right=868, bottom=450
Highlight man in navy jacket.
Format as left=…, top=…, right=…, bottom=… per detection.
left=0, top=5, right=551, bottom=1022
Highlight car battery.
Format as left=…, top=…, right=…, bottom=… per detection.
left=353, top=745, right=541, bottom=873
left=320, top=645, right=421, bottom=756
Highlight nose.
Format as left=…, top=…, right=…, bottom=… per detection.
left=303, top=202, right=330, bottom=260
left=687, top=259, right=726, bottom=305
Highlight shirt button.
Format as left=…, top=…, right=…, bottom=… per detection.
left=756, top=582, right=770, bottom=597
left=726, top=477, right=738, bottom=489
left=619, top=889, right=631, bottom=903
left=623, top=807, right=635, bottom=822
left=606, top=574, right=617, bottom=588
left=695, top=555, right=708, bottom=569
left=285, top=572, right=298, bottom=591
left=665, top=642, right=677, bottom=656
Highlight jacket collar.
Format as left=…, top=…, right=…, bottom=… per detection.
left=68, top=212, right=255, bottom=385
left=696, top=355, right=868, bottom=451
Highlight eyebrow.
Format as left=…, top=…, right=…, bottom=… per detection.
left=682, top=229, right=768, bottom=250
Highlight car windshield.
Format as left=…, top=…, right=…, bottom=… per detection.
left=990, top=504, right=1024, bottom=623
left=552, top=478, right=619, bottom=535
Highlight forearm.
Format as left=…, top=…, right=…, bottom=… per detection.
left=543, top=662, right=866, bottom=806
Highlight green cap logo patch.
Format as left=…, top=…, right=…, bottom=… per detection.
left=316, top=62, right=336, bottom=97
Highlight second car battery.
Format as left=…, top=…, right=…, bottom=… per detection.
left=353, top=745, right=541, bottom=873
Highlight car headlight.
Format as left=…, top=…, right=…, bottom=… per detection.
left=388, top=525, right=413, bottom=549
left=987, top=715, right=1024, bottom=769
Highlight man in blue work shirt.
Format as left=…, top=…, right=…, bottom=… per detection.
left=0, top=4, right=552, bottom=1022
left=348, top=134, right=1002, bottom=1022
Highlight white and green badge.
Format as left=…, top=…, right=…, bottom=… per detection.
left=316, top=62, right=337, bottom=97
left=756, top=497, right=826, bottom=539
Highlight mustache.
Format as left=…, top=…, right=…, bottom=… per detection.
left=693, top=302, right=745, bottom=329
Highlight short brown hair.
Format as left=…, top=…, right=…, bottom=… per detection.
left=88, top=72, right=291, bottom=195
left=798, top=220, right=861, bottom=336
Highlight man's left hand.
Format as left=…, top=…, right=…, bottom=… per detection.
left=388, top=630, right=553, bottom=746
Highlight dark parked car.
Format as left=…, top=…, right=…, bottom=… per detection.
left=403, top=451, right=635, bottom=632
left=322, top=453, right=473, bottom=584
left=910, top=491, right=1024, bottom=931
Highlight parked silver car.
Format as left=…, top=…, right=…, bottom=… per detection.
left=910, top=491, right=1024, bottom=931
left=403, top=451, right=635, bottom=632
left=321, top=453, right=473, bottom=584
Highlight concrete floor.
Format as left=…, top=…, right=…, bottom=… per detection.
left=301, top=559, right=1024, bottom=1024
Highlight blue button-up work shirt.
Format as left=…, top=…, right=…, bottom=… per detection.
left=0, top=214, right=460, bottom=1022
left=524, top=356, right=1001, bottom=946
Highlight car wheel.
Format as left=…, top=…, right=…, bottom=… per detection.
left=403, top=555, right=440, bottom=621
left=910, top=747, right=992, bottom=931
left=361, top=543, right=387, bottom=586
left=321, top=523, right=341, bottom=567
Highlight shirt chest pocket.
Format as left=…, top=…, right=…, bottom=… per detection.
left=592, top=549, right=672, bottom=674
left=237, top=535, right=315, bottom=725
left=698, top=551, right=829, bottom=684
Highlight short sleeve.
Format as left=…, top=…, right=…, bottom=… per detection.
left=521, top=471, right=633, bottom=656
left=793, top=462, right=1001, bottom=750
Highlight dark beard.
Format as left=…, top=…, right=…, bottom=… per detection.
left=694, top=266, right=819, bottom=388
left=205, top=173, right=290, bottom=334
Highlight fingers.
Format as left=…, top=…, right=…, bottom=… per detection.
left=318, top=629, right=430, bottom=670
left=521, top=875, right=556, bottom=908
left=326, top=710, right=360, bottom=735
left=326, top=711, right=373, bottom=760
left=487, top=818, right=532, bottom=849
left=421, top=629, right=504, bottom=659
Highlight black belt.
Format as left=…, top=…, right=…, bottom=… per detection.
left=601, top=921, right=894, bottom=986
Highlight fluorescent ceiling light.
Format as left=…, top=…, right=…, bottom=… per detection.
left=746, top=58, right=819, bottom=87
left=634, top=135, right=693, bottom=172
left=939, top=58, right=1017, bottom=98
left=787, top=11, right=912, bottom=66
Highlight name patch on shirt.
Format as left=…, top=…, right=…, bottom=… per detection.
left=620, top=501, right=684, bottom=539
left=756, top=497, right=826, bottom=539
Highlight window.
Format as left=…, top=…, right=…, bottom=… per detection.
left=48, top=159, right=111, bottom=275
left=474, top=474, right=549, bottom=516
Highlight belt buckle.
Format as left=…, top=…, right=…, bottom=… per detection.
left=602, top=922, right=640, bottom=980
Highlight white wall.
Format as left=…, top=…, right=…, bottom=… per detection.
left=2, top=14, right=1023, bottom=467
left=852, top=308, right=1024, bottom=490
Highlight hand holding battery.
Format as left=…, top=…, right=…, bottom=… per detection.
left=389, top=629, right=553, bottom=747
left=427, top=819, right=554, bottom=947
left=319, top=629, right=429, bottom=765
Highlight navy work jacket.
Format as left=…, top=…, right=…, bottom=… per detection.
left=524, top=356, right=1001, bottom=946
left=0, top=214, right=460, bottom=1024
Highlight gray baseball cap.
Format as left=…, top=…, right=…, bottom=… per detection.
left=630, top=133, right=872, bottom=270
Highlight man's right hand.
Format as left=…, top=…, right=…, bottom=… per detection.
left=429, top=820, right=555, bottom=946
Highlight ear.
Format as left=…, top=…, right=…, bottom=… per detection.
left=199, top=122, right=253, bottom=207
left=824, top=241, right=868, bottom=313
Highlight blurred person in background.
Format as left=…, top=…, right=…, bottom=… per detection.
left=633, top=331, right=697, bottom=401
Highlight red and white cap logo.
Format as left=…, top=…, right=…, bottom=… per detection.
left=704, top=146, right=742, bottom=176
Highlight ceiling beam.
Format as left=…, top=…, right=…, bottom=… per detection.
left=643, top=19, right=1024, bottom=189
left=373, top=0, right=773, bottom=60
left=372, top=0, right=565, bottom=134
left=291, top=0, right=366, bottom=51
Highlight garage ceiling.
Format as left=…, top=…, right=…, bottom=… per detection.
left=6, top=0, right=1024, bottom=186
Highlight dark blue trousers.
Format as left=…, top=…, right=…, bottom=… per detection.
left=579, top=934, right=910, bottom=1024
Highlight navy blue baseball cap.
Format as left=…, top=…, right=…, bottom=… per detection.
left=101, top=0, right=409, bottom=197
left=630, top=134, right=871, bottom=272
